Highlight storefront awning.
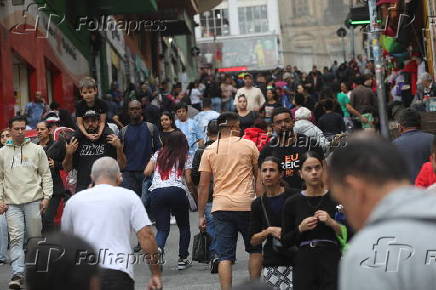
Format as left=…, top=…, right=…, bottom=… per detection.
left=192, top=0, right=223, bottom=13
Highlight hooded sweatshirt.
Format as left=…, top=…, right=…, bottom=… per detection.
left=340, top=186, right=436, bottom=290
left=243, top=127, right=270, bottom=151
left=0, top=138, right=53, bottom=205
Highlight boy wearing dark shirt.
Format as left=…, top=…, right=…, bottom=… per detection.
left=76, top=77, right=107, bottom=141
left=318, top=99, right=346, bottom=136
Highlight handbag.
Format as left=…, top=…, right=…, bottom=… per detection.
left=192, top=231, right=211, bottom=264
left=260, top=196, right=298, bottom=258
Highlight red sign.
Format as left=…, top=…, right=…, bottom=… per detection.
left=217, top=66, right=248, bottom=72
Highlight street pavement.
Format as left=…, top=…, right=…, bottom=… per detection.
left=0, top=212, right=252, bottom=289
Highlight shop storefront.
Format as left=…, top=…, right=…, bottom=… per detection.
left=0, top=2, right=90, bottom=127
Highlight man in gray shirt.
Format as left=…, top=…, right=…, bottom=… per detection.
left=393, top=109, right=434, bottom=183
left=329, top=136, right=436, bottom=290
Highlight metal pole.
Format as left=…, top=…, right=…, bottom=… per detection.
left=350, top=0, right=355, bottom=59
left=368, top=0, right=389, bottom=138
left=342, top=37, right=346, bottom=63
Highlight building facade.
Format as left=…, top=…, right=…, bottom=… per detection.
left=195, top=0, right=282, bottom=71
left=0, top=0, right=207, bottom=127
left=278, top=0, right=364, bottom=72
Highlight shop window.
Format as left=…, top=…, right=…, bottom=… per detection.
left=238, top=5, right=268, bottom=35
left=293, top=0, right=310, bottom=17
left=200, top=9, right=230, bottom=38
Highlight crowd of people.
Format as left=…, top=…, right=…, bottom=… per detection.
left=0, top=55, right=435, bottom=290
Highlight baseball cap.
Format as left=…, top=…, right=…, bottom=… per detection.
left=45, top=111, right=60, bottom=123
left=83, top=110, right=99, bottom=119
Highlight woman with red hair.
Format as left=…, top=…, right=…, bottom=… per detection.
left=144, top=130, right=194, bottom=270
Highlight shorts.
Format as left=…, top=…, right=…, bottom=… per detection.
left=212, top=211, right=262, bottom=262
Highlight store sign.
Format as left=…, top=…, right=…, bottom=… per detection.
left=39, top=13, right=88, bottom=76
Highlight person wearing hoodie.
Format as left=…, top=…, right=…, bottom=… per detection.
left=415, top=135, right=436, bottom=189
left=329, top=136, right=436, bottom=290
left=293, top=107, right=330, bottom=151
left=0, top=116, right=53, bottom=289
left=243, top=119, right=271, bottom=152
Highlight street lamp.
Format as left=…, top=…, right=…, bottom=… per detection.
left=336, top=27, right=347, bottom=63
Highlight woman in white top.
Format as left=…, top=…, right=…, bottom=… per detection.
left=145, top=130, right=194, bottom=270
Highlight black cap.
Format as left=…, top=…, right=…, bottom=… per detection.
left=83, top=110, right=99, bottom=119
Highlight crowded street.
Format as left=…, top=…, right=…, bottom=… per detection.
left=0, top=212, right=253, bottom=290
left=1, top=0, right=436, bottom=290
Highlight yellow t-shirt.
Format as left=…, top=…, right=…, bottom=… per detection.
left=199, top=137, right=259, bottom=212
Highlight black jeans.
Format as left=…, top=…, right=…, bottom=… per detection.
left=294, top=244, right=341, bottom=290
left=121, top=171, right=145, bottom=197
left=101, top=269, right=134, bottom=290
left=42, top=194, right=63, bottom=234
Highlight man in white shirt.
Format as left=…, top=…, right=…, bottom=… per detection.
left=234, top=74, right=265, bottom=111
left=61, top=157, right=161, bottom=290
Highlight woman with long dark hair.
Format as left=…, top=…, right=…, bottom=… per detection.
left=159, top=111, right=179, bottom=146
left=237, top=94, right=258, bottom=134
left=36, top=121, right=65, bottom=233
left=249, top=156, right=296, bottom=289
left=144, top=131, right=194, bottom=270
left=281, top=151, right=343, bottom=290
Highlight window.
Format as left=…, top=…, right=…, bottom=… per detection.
left=238, top=5, right=268, bottom=35
left=200, top=9, right=230, bottom=38
left=293, top=0, right=310, bottom=17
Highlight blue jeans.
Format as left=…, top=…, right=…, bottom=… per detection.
left=205, top=203, right=216, bottom=259
left=6, top=201, right=42, bottom=277
left=141, top=177, right=153, bottom=218
left=0, top=214, right=8, bottom=262
left=150, top=187, right=191, bottom=259
left=122, top=171, right=145, bottom=197
left=222, top=99, right=234, bottom=112
left=211, top=97, right=222, bottom=113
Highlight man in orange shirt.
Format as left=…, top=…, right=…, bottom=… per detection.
left=198, top=112, right=262, bottom=290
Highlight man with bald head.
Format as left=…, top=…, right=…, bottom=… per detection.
left=119, top=100, right=161, bottom=198
left=62, top=157, right=162, bottom=290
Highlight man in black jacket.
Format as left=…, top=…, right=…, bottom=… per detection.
left=36, top=121, right=66, bottom=233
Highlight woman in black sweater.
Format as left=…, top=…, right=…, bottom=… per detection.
left=281, top=151, right=343, bottom=290
left=249, top=156, right=297, bottom=289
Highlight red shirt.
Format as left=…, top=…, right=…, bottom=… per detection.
left=415, top=162, right=436, bottom=188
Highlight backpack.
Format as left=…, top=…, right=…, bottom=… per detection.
left=120, top=122, right=161, bottom=152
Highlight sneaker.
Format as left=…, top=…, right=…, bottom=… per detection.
left=133, top=243, right=142, bottom=253
left=158, top=247, right=165, bottom=265
left=9, top=275, right=23, bottom=290
left=177, top=258, right=192, bottom=270
left=170, top=216, right=176, bottom=225
left=210, top=258, right=219, bottom=274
